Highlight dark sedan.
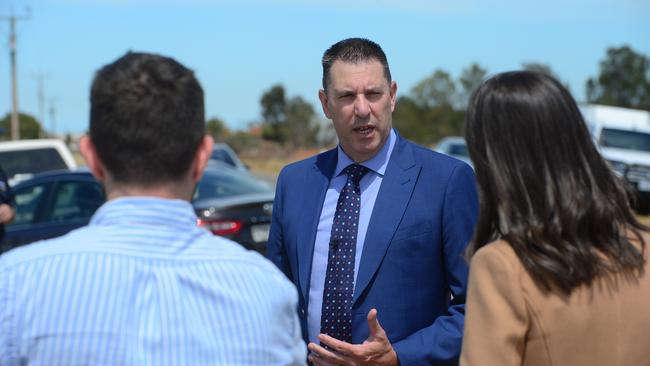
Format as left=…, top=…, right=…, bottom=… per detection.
left=194, top=161, right=274, bottom=254
left=1, top=163, right=274, bottom=254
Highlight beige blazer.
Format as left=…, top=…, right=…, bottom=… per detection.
left=460, top=233, right=650, bottom=366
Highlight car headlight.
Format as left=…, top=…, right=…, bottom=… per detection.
left=627, top=164, right=650, bottom=182
left=606, top=160, right=627, bottom=177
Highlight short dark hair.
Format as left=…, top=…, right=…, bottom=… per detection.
left=321, top=38, right=392, bottom=91
left=465, top=70, right=647, bottom=294
left=89, top=52, right=205, bottom=186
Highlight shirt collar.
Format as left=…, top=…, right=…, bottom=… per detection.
left=335, top=128, right=396, bottom=178
left=90, top=196, right=198, bottom=227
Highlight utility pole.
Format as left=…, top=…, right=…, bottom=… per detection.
left=48, top=97, right=57, bottom=138
left=33, top=73, right=48, bottom=136
left=1, top=9, right=30, bottom=140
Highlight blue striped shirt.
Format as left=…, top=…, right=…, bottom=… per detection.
left=0, top=197, right=306, bottom=365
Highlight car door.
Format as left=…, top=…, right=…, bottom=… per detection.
left=2, top=176, right=105, bottom=253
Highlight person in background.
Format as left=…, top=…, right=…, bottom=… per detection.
left=0, top=164, right=15, bottom=242
left=268, top=38, right=478, bottom=365
left=461, top=70, right=649, bottom=365
left=0, top=52, right=306, bottom=365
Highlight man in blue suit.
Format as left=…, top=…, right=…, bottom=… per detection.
left=267, top=38, right=478, bottom=366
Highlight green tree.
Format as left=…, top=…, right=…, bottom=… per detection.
left=393, top=96, right=428, bottom=143
left=285, top=96, right=319, bottom=148
left=586, top=45, right=650, bottom=110
left=260, top=84, right=287, bottom=143
left=259, top=84, right=319, bottom=147
left=521, top=62, right=557, bottom=77
left=206, top=117, right=230, bottom=142
left=394, top=66, right=477, bottom=145
left=411, top=69, right=456, bottom=108
left=0, top=112, right=44, bottom=140
left=458, top=63, right=488, bottom=108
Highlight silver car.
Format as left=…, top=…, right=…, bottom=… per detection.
left=434, top=136, right=473, bottom=169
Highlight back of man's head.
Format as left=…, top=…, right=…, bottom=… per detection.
left=89, top=52, right=205, bottom=187
left=321, top=38, right=392, bottom=91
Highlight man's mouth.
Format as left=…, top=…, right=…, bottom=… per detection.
left=353, top=125, right=374, bottom=136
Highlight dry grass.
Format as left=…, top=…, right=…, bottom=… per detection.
left=241, top=148, right=322, bottom=180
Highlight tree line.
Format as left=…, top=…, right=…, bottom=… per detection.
left=3, top=46, right=649, bottom=150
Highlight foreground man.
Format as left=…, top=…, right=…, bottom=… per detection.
left=0, top=52, right=305, bottom=365
left=268, top=38, right=478, bottom=365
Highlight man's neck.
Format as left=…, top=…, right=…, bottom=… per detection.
left=104, top=181, right=194, bottom=202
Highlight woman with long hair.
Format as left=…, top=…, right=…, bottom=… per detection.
left=460, top=71, right=649, bottom=365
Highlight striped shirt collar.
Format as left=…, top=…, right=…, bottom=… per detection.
left=90, top=196, right=198, bottom=228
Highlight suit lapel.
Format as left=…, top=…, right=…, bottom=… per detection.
left=353, top=137, right=420, bottom=304
left=297, top=149, right=337, bottom=302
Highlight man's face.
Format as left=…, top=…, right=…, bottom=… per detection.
left=319, top=59, right=397, bottom=163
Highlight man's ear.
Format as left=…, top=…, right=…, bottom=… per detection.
left=318, top=89, right=332, bottom=119
left=79, top=135, right=106, bottom=182
left=191, top=134, right=214, bottom=183
left=389, top=80, right=398, bottom=112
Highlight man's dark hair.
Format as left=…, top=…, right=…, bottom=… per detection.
left=90, top=52, right=205, bottom=186
left=321, top=38, right=392, bottom=91
left=465, top=70, right=647, bottom=295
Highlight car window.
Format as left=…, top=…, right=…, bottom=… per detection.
left=11, top=184, right=48, bottom=225
left=600, top=128, right=650, bottom=152
left=449, top=143, right=469, bottom=157
left=0, top=148, right=69, bottom=177
left=46, top=181, right=105, bottom=223
left=210, top=148, right=237, bottom=167
left=195, top=171, right=271, bottom=200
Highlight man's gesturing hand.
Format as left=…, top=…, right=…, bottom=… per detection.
left=307, top=309, right=398, bottom=366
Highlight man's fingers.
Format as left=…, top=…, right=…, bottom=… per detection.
left=318, top=333, right=356, bottom=355
left=309, top=353, right=339, bottom=366
left=366, top=308, right=385, bottom=338
left=308, top=341, right=351, bottom=365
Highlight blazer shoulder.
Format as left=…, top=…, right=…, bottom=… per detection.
left=402, top=138, right=472, bottom=173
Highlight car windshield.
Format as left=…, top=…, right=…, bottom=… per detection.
left=0, top=148, right=69, bottom=177
left=448, top=143, right=469, bottom=157
left=600, top=128, right=650, bottom=152
left=194, top=169, right=271, bottom=200
left=210, top=149, right=236, bottom=167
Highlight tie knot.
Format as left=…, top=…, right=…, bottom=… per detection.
left=343, top=164, right=369, bottom=185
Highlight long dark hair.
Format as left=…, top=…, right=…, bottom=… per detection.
left=465, top=70, right=647, bottom=294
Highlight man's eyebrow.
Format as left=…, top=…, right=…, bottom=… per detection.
left=331, top=85, right=385, bottom=95
left=331, top=88, right=355, bottom=95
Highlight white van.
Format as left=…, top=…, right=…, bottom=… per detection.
left=0, top=139, right=78, bottom=186
left=580, top=104, right=650, bottom=213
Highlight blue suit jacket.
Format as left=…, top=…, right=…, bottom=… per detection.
left=267, top=134, right=478, bottom=365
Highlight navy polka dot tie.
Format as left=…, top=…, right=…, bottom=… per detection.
left=320, top=163, right=369, bottom=343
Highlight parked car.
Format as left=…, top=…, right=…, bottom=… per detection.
left=580, top=104, right=650, bottom=214
left=1, top=162, right=274, bottom=255
left=210, top=143, right=248, bottom=172
left=434, top=136, right=473, bottom=169
left=0, top=139, right=78, bottom=186
left=1, top=169, right=104, bottom=253
left=194, top=162, right=274, bottom=254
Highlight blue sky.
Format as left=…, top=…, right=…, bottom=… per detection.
left=0, top=0, right=648, bottom=135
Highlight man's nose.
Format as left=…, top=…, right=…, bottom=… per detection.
left=354, top=96, right=371, bottom=118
